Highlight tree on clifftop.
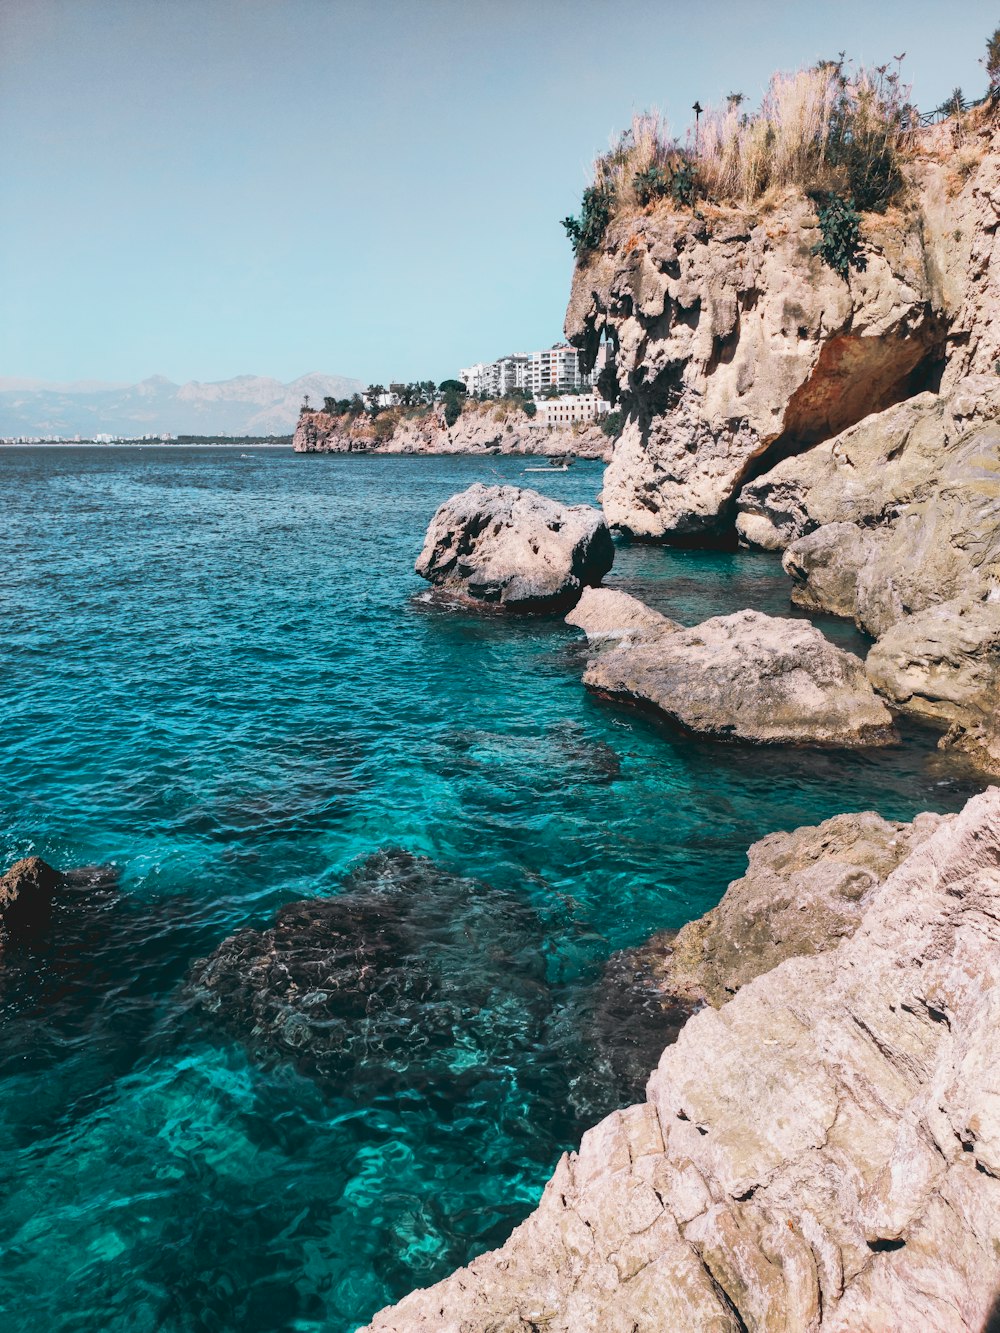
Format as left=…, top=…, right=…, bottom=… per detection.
left=988, top=26, right=1000, bottom=90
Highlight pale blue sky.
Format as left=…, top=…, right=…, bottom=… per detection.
left=1, top=0, right=996, bottom=385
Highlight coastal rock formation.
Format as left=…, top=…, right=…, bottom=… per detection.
left=415, top=484, right=614, bottom=612
left=565, top=194, right=946, bottom=540
left=760, top=408, right=1000, bottom=765
left=294, top=402, right=610, bottom=459
left=363, top=786, right=1000, bottom=1333
left=0, top=856, right=61, bottom=951
left=581, top=606, right=895, bottom=746
left=187, top=850, right=550, bottom=1095
left=613, top=807, right=943, bottom=1014
left=865, top=595, right=1000, bottom=773
left=564, top=585, right=677, bottom=644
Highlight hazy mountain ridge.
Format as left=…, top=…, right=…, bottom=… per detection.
left=0, top=372, right=363, bottom=437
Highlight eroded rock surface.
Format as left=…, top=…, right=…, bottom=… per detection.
left=582, top=607, right=895, bottom=747
left=363, top=787, right=1000, bottom=1333
left=566, top=196, right=944, bottom=540
left=415, top=484, right=614, bottom=612
left=565, top=585, right=677, bottom=645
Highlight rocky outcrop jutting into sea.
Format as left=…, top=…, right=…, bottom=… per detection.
left=293, top=400, right=611, bottom=458
left=0, top=856, right=61, bottom=952
left=565, top=193, right=946, bottom=541
left=562, top=106, right=1000, bottom=777
left=575, top=602, right=896, bottom=747
left=415, top=483, right=615, bottom=612
left=363, top=786, right=1000, bottom=1332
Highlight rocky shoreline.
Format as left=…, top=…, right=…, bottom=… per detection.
left=363, top=788, right=1000, bottom=1332
left=293, top=399, right=611, bottom=459
left=360, top=100, right=1000, bottom=1331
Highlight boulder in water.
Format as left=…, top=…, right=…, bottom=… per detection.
left=415, top=484, right=614, bottom=612
left=582, top=605, right=896, bottom=747
left=0, top=857, right=61, bottom=951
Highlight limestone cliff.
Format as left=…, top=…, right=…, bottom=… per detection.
left=293, top=401, right=610, bottom=459
left=562, top=105, right=1000, bottom=776
left=564, top=112, right=1000, bottom=542
left=363, top=788, right=1000, bottom=1332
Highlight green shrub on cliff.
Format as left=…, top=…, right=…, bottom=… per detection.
left=601, top=409, right=624, bottom=439
left=811, top=192, right=865, bottom=279
left=633, top=160, right=698, bottom=207
left=443, top=391, right=463, bottom=428
left=561, top=184, right=615, bottom=257
left=988, top=27, right=1000, bottom=90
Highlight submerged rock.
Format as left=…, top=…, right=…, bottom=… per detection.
left=582, top=606, right=895, bottom=747
left=187, top=850, right=550, bottom=1095
left=363, top=787, right=1000, bottom=1333
left=0, top=857, right=61, bottom=951
left=415, top=484, right=614, bottom=612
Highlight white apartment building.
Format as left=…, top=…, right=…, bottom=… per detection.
left=460, top=343, right=608, bottom=399
left=535, top=393, right=611, bottom=427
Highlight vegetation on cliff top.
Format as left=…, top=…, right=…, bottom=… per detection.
left=564, top=37, right=995, bottom=265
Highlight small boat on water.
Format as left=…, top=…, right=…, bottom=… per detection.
left=524, top=455, right=575, bottom=473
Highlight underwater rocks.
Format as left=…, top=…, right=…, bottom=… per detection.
left=363, top=786, right=1000, bottom=1333
left=580, top=606, right=895, bottom=747
left=415, top=484, right=614, bottom=612
left=564, top=585, right=678, bottom=645
left=0, top=856, right=61, bottom=952
left=186, top=850, right=551, bottom=1096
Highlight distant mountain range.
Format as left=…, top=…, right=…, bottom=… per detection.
left=0, top=373, right=364, bottom=438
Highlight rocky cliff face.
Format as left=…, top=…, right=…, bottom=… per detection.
left=293, top=402, right=610, bottom=459
left=363, top=787, right=1000, bottom=1332
left=564, top=107, right=1000, bottom=777
left=564, top=115, right=1000, bottom=542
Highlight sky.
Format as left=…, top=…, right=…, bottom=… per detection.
left=1, top=0, right=997, bottom=387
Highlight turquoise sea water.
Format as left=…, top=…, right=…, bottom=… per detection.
left=0, top=447, right=983, bottom=1332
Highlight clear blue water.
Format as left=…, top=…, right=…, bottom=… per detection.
left=0, top=447, right=983, bottom=1332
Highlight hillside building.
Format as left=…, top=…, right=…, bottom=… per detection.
left=459, top=343, right=607, bottom=399
left=534, top=394, right=611, bottom=427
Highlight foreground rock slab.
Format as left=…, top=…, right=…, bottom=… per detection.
left=415, top=483, right=614, bottom=612
left=616, top=807, right=943, bottom=1014
left=581, top=606, right=895, bottom=747
left=363, top=787, right=1000, bottom=1332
